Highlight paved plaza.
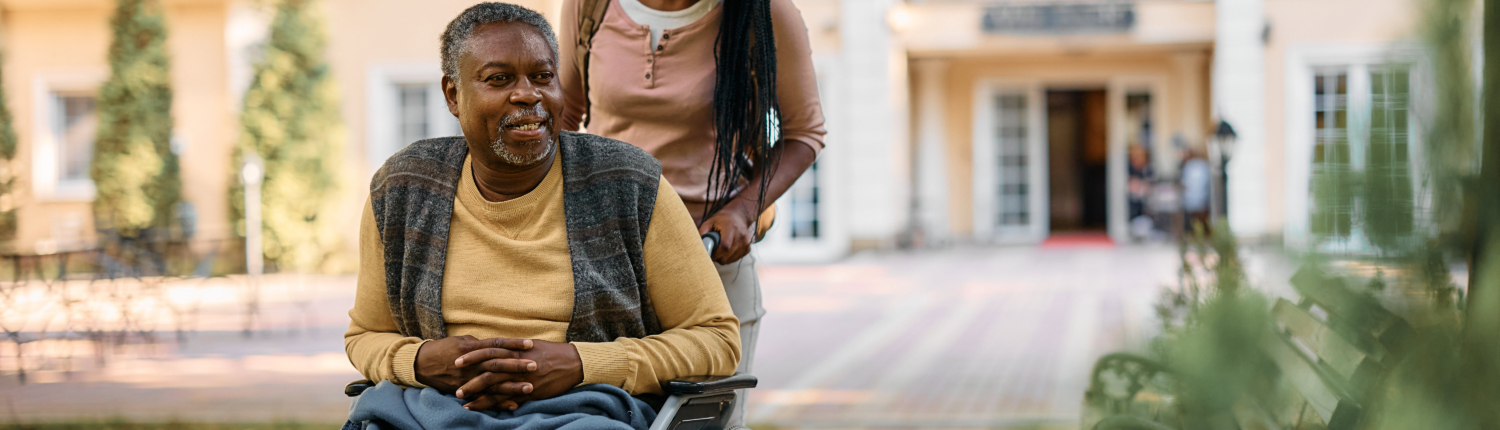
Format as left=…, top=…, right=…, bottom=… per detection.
left=0, top=243, right=1243, bottom=429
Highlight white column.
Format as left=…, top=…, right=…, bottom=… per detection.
left=914, top=59, right=950, bottom=244
left=841, top=0, right=911, bottom=244
left=1213, top=0, right=1268, bottom=238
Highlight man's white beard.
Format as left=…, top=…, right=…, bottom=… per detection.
left=491, top=105, right=555, bottom=166
left=492, top=136, right=554, bottom=166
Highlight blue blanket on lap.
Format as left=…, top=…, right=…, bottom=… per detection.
left=347, top=381, right=657, bottom=430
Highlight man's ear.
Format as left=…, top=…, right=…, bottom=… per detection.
left=442, top=75, right=461, bottom=118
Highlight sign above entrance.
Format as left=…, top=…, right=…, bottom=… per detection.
left=981, top=1, right=1135, bottom=34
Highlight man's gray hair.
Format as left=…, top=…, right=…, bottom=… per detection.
left=440, top=2, right=559, bottom=80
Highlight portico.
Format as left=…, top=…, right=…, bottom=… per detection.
left=896, top=0, right=1215, bottom=244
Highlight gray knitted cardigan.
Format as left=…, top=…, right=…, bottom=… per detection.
left=368, top=131, right=664, bottom=342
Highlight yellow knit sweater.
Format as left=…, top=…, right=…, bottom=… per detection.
left=344, top=155, right=740, bottom=395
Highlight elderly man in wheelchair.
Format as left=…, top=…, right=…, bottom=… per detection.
left=341, top=4, right=754, bottom=429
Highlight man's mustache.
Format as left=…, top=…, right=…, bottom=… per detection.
left=499, top=105, right=552, bottom=129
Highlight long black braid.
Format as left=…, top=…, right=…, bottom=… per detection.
left=704, top=0, right=781, bottom=221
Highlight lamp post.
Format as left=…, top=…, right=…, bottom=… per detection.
left=1211, top=120, right=1238, bottom=220
left=241, top=154, right=264, bottom=338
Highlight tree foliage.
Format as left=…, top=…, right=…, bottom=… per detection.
left=1201, top=1, right=1496, bottom=426
left=231, top=0, right=345, bottom=273
left=1150, top=222, right=1276, bottom=427
left=1298, top=0, right=1497, bottom=424
left=1421, top=0, right=1480, bottom=248
left=1464, top=0, right=1500, bottom=417
left=92, top=0, right=180, bottom=237
left=1103, top=1, right=1497, bottom=428
left=0, top=54, right=18, bottom=244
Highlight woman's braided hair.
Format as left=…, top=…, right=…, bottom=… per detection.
left=704, top=0, right=780, bottom=220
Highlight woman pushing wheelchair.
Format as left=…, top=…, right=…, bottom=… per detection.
left=558, top=0, right=826, bottom=424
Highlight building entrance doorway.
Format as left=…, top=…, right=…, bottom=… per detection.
left=1046, top=89, right=1109, bottom=232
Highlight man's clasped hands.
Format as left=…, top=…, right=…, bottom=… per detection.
left=414, top=335, right=585, bottom=411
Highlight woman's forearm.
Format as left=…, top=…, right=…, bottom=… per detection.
left=725, top=141, right=818, bottom=216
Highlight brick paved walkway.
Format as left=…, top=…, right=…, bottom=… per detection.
left=746, top=245, right=1180, bottom=429
left=1, top=244, right=1219, bottom=428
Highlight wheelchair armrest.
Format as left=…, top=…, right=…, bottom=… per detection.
left=345, top=379, right=374, bottom=397
left=650, top=374, right=757, bottom=430
left=662, top=373, right=757, bottom=395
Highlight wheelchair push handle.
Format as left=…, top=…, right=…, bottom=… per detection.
left=701, top=232, right=720, bottom=254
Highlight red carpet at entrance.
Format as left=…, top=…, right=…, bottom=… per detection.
left=1040, top=232, right=1115, bottom=248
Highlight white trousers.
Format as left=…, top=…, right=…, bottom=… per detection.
left=716, top=252, right=764, bottom=429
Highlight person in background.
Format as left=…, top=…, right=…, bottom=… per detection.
left=1127, top=143, right=1154, bottom=240
left=560, top=0, right=827, bottom=426
left=1180, top=147, right=1212, bottom=233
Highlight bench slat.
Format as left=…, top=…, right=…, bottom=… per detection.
left=1289, top=266, right=1413, bottom=361
left=1244, top=373, right=1312, bottom=429
left=1264, top=333, right=1338, bottom=422
left=1291, top=268, right=1392, bottom=327
left=1272, top=299, right=1368, bottom=381
left=1231, top=398, right=1282, bottom=430
left=1264, top=332, right=1367, bottom=430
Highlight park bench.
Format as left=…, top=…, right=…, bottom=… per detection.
left=1084, top=264, right=1414, bottom=430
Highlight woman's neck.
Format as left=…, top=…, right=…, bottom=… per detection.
left=637, top=0, right=699, bottom=12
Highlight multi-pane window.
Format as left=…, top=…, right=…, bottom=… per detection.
left=1310, top=71, right=1353, bottom=239
left=785, top=162, right=819, bottom=239
left=1364, top=66, right=1413, bottom=246
left=1307, top=65, right=1416, bottom=248
left=397, top=83, right=431, bottom=145
left=372, top=76, right=463, bottom=170
left=52, top=94, right=98, bottom=183
left=995, top=94, right=1029, bottom=227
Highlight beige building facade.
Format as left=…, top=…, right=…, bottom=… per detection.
left=0, top=0, right=564, bottom=261
left=3, top=0, right=238, bottom=250
left=0, top=0, right=1430, bottom=264
left=752, top=0, right=1428, bottom=262
left=898, top=0, right=1217, bottom=245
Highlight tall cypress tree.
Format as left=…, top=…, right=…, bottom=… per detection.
left=92, top=0, right=179, bottom=237
left=0, top=54, right=17, bottom=244
left=231, top=0, right=345, bottom=273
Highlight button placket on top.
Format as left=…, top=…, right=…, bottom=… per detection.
left=646, top=28, right=669, bottom=86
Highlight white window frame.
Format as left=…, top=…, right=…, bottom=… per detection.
left=781, top=161, right=822, bottom=239
left=366, top=64, right=460, bottom=172
left=1282, top=44, right=1424, bottom=250
left=1107, top=77, right=1169, bottom=243
left=971, top=76, right=1162, bottom=244
left=972, top=79, right=1048, bottom=244
left=756, top=55, right=847, bottom=263
left=31, top=69, right=107, bottom=202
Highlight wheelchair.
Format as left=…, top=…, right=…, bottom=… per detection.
left=344, top=373, right=757, bottom=430
left=343, top=232, right=758, bottom=430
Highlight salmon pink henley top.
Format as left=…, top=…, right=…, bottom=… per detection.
left=560, top=0, right=827, bottom=206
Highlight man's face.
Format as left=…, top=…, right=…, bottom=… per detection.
left=443, top=21, right=563, bottom=167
